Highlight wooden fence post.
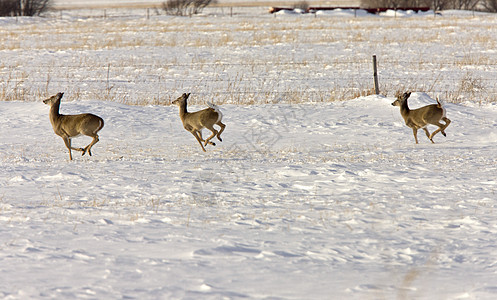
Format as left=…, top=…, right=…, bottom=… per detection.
left=107, top=63, right=111, bottom=93
left=372, top=55, right=380, bottom=95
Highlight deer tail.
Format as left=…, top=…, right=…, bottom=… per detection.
left=436, top=97, right=443, bottom=108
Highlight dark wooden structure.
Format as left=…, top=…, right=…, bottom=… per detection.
left=269, top=6, right=431, bottom=14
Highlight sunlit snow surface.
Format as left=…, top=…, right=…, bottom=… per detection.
left=1, top=6, right=497, bottom=299
left=1, top=93, right=497, bottom=298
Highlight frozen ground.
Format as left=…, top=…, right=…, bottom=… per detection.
left=1, top=6, right=497, bottom=300
left=1, top=93, right=497, bottom=299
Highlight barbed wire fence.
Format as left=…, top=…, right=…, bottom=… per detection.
left=1, top=57, right=497, bottom=105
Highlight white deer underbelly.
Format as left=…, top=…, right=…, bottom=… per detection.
left=68, top=134, right=82, bottom=139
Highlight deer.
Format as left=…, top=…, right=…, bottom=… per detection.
left=43, top=92, right=104, bottom=160
left=391, top=92, right=451, bottom=144
left=172, top=93, right=226, bottom=152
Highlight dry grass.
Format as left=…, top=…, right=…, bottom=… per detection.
left=1, top=10, right=497, bottom=104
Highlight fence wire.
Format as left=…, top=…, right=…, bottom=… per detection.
left=2, top=59, right=497, bottom=104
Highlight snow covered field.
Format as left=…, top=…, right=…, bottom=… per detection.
left=1, top=7, right=497, bottom=299
left=2, top=8, right=497, bottom=105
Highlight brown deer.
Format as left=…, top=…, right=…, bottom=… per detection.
left=43, top=92, right=104, bottom=160
left=172, top=93, right=226, bottom=152
left=392, top=92, right=451, bottom=144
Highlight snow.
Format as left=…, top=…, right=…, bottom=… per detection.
left=2, top=93, right=497, bottom=298
left=315, top=9, right=371, bottom=17
left=1, top=7, right=497, bottom=299
left=379, top=9, right=435, bottom=17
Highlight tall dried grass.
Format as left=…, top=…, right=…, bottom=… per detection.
left=1, top=10, right=497, bottom=104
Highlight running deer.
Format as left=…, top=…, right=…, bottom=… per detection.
left=392, top=92, right=451, bottom=144
left=43, top=92, right=104, bottom=160
left=172, top=93, right=226, bottom=152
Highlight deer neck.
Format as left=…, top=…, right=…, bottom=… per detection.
left=178, top=101, right=189, bottom=120
left=399, top=100, right=411, bottom=118
left=49, top=99, right=62, bottom=125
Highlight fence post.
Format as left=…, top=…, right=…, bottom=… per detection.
left=107, top=63, right=111, bottom=93
left=372, top=55, right=380, bottom=95
left=156, top=75, right=160, bottom=103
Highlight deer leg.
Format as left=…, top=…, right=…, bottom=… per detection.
left=191, top=131, right=206, bottom=152
left=442, top=117, right=451, bottom=126
left=82, top=135, right=99, bottom=156
left=440, top=117, right=451, bottom=136
left=64, top=137, right=85, bottom=153
left=412, top=128, right=419, bottom=144
left=216, top=121, right=226, bottom=142
left=197, top=130, right=214, bottom=146
left=422, top=128, right=435, bottom=143
left=429, top=126, right=444, bottom=141
left=63, top=137, right=74, bottom=160
left=204, top=125, right=218, bottom=147
left=430, top=118, right=451, bottom=140
left=197, top=130, right=206, bottom=142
